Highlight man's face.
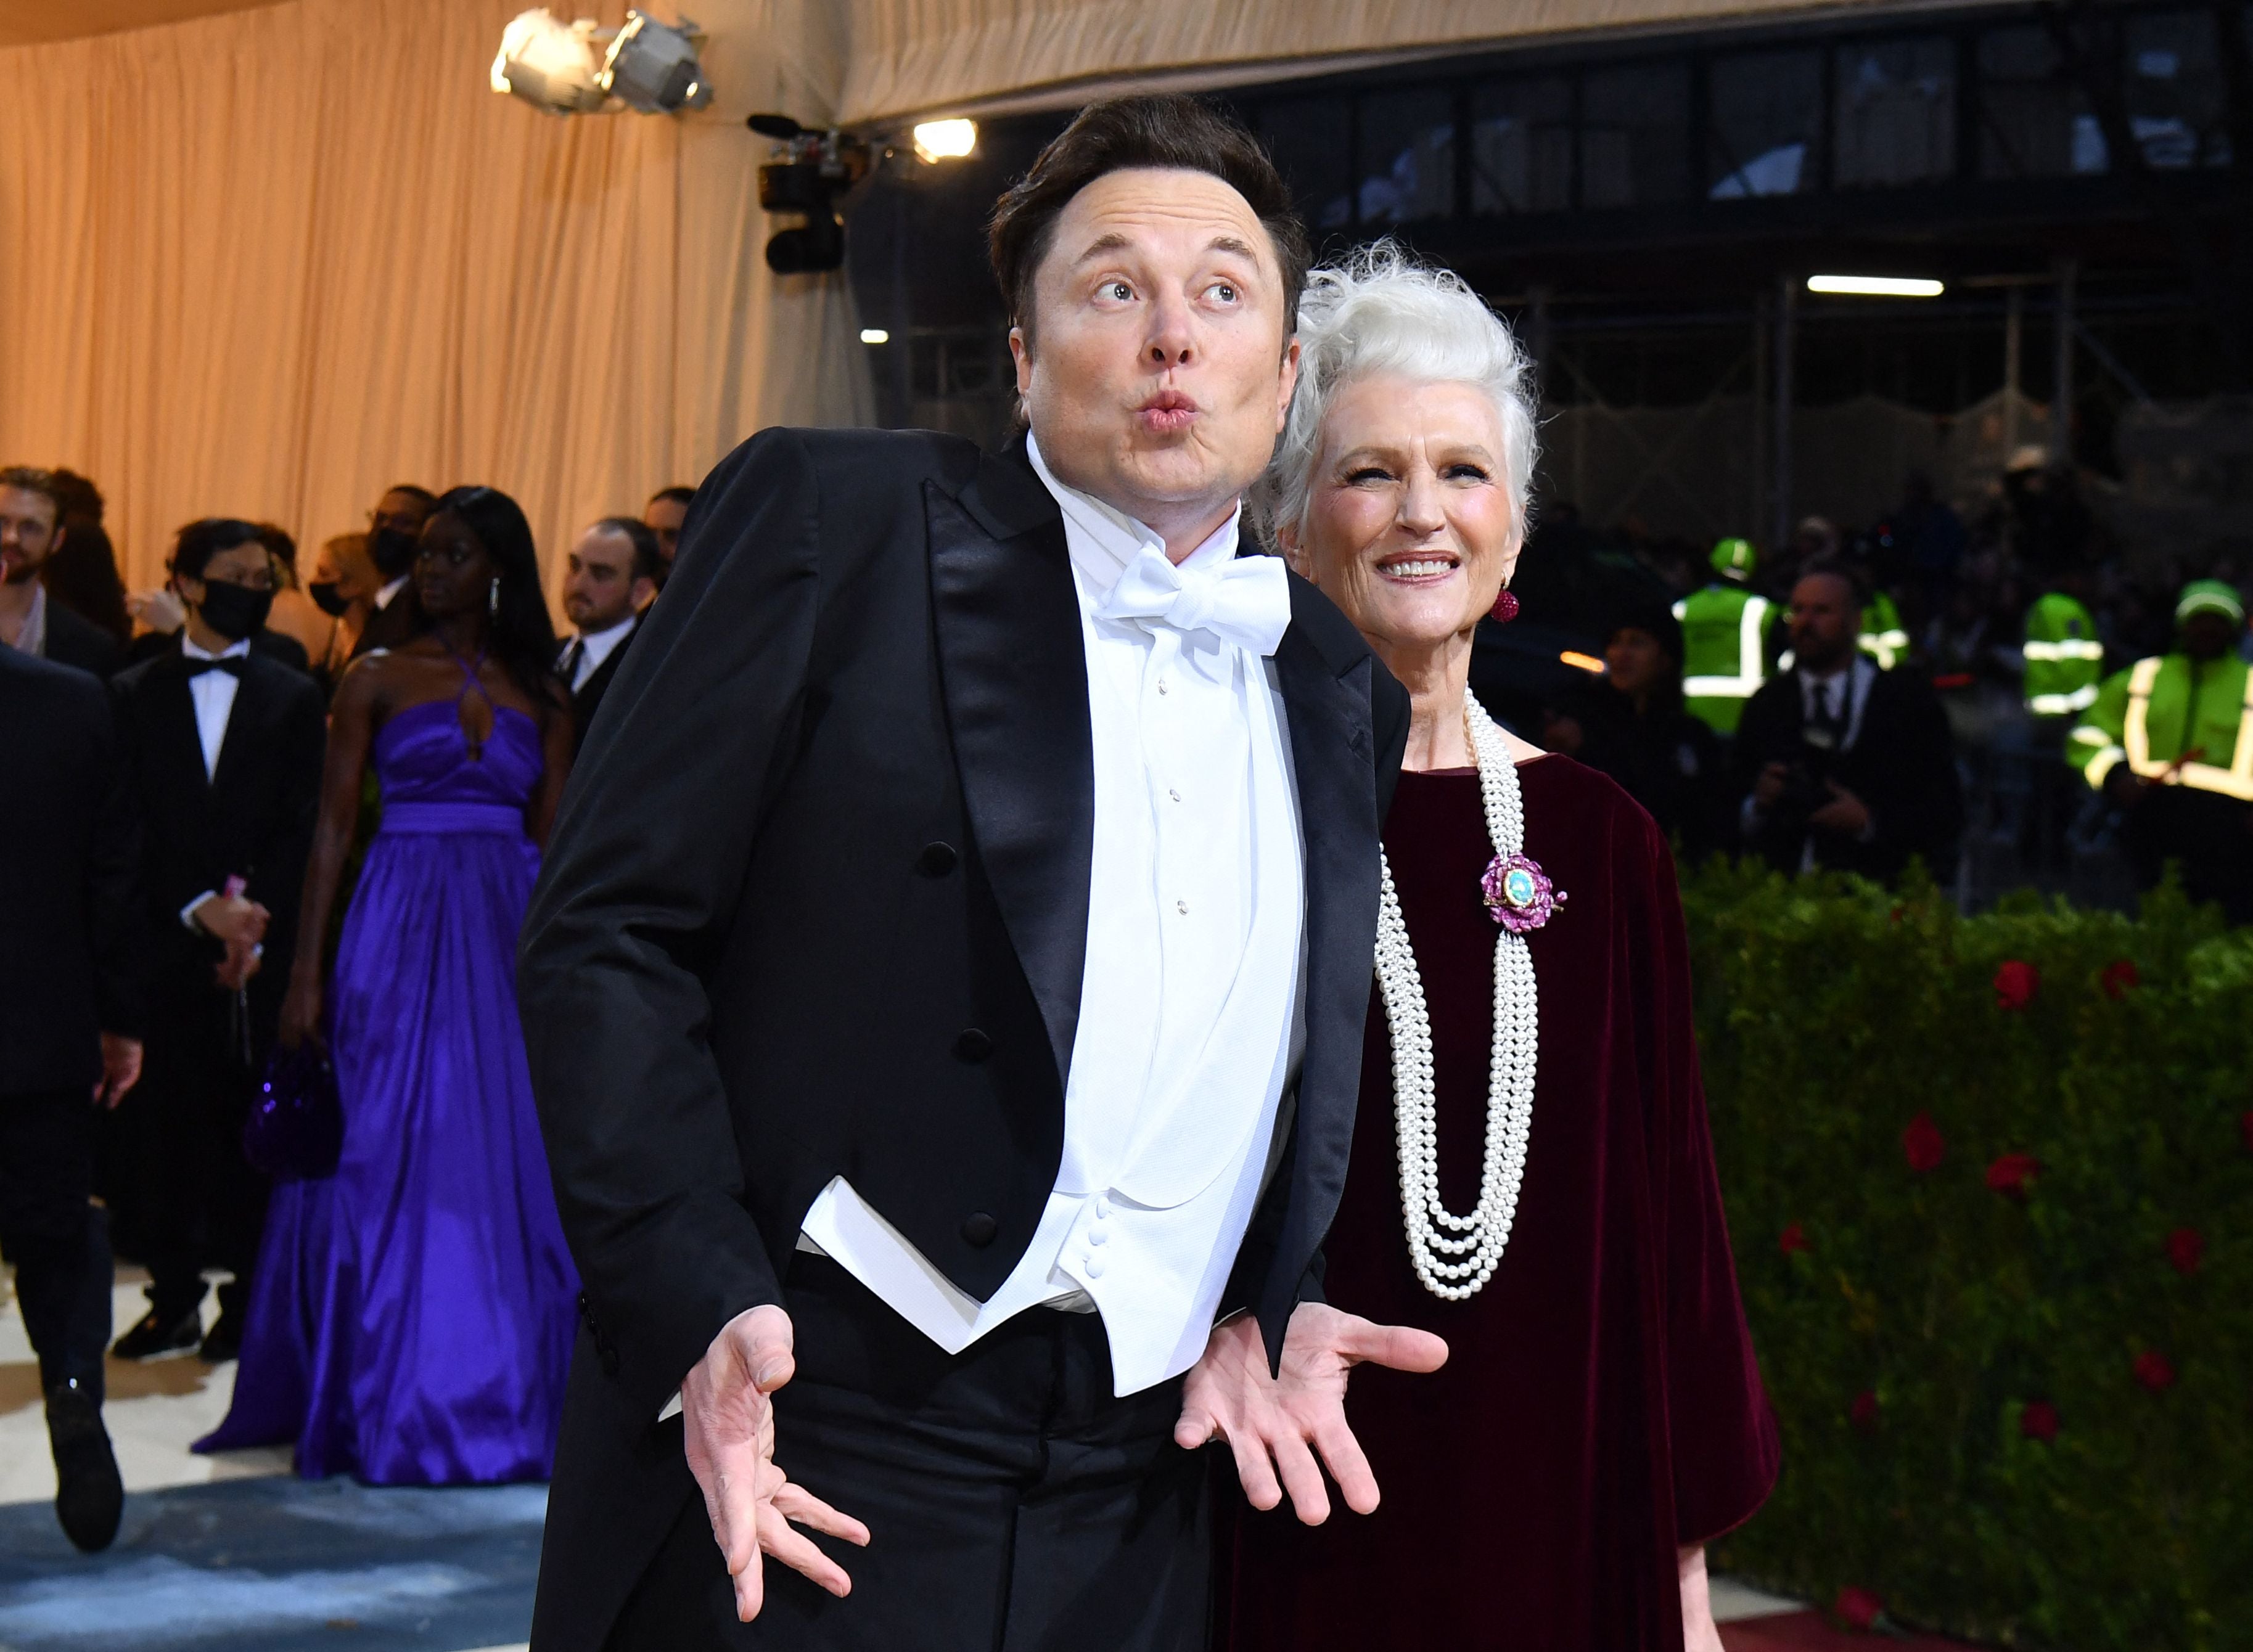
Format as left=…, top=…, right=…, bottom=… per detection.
left=2180, top=611, right=2239, bottom=663
left=1788, top=573, right=1860, bottom=673
left=643, top=497, right=687, bottom=567
left=372, top=489, right=432, bottom=541
left=1011, top=167, right=1298, bottom=537
left=0, top=486, right=61, bottom=586
left=563, top=526, right=650, bottom=632
left=1605, top=627, right=1670, bottom=699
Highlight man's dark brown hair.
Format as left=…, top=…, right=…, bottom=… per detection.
left=0, top=465, right=63, bottom=520
left=988, top=94, right=1309, bottom=352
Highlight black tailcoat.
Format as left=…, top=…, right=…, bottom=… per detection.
left=518, top=430, right=1406, bottom=1649
left=563, top=614, right=641, bottom=755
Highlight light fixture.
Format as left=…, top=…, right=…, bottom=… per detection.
left=1559, top=650, right=1606, bottom=674
left=599, top=10, right=713, bottom=113
left=1807, top=274, right=1946, bottom=298
left=491, top=10, right=605, bottom=115
left=911, top=119, right=978, bottom=163
left=860, top=329, right=890, bottom=345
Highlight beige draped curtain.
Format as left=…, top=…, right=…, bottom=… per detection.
left=0, top=0, right=871, bottom=595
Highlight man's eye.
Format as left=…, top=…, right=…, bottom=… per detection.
left=1209, top=281, right=1239, bottom=303
left=1102, top=280, right=1133, bottom=301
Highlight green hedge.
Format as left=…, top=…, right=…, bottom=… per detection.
left=1684, top=862, right=2252, bottom=1650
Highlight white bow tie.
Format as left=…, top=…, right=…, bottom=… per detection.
left=1094, top=547, right=1292, bottom=656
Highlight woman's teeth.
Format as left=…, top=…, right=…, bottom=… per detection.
left=1382, top=559, right=1456, bottom=578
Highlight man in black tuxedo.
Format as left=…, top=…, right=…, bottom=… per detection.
left=1734, top=561, right=1962, bottom=883
left=0, top=646, right=143, bottom=1550
left=1, top=465, right=123, bottom=677
left=519, top=96, right=1443, bottom=1652
left=350, top=483, right=438, bottom=658
left=108, top=520, right=326, bottom=1362
left=557, top=517, right=660, bottom=753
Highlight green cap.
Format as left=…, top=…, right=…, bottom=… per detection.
left=1710, top=538, right=1757, bottom=581
left=2175, top=579, right=2246, bottom=627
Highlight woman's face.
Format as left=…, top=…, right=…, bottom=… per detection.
left=1605, top=626, right=1671, bottom=698
left=1281, top=374, right=1519, bottom=658
left=412, top=512, right=496, bottom=621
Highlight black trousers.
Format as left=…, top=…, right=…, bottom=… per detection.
left=0, top=1088, right=115, bottom=1399
left=606, top=1256, right=1212, bottom=1652
left=131, top=986, right=270, bottom=1320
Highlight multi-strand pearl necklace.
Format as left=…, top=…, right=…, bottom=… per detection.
left=1374, top=695, right=1560, bottom=1302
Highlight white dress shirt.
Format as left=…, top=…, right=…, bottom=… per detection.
left=797, top=435, right=1307, bottom=1398
left=373, top=575, right=409, bottom=612
left=562, top=613, right=636, bottom=692
left=176, top=634, right=253, bottom=930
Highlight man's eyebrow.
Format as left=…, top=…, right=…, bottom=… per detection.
left=1072, top=231, right=1135, bottom=264
left=1209, top=235, right=1260, bottom=263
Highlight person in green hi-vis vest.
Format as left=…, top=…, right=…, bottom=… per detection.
left=1673, top=538, right=1770, bottom=737
left=1858, top=590, right=1908, bottom=670
left=2022, top=588, right=2105, bottom=721
left=2071, top=579, right=2252, bottom=923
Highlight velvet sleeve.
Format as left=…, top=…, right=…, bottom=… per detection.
left=1631, top=808, right=1780, bottom=1545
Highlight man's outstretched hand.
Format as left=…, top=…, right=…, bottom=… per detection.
left=1175, top=1301, right=1447, bottom=1525
left=683, top=1304, right=870, bottom=1622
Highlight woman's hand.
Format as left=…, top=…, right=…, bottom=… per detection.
left=1679, top=1545, right=1725, bottom=1652
left=277, top=965, right=325, bottom=1051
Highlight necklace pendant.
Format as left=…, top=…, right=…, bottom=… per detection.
left=1482, top=852, right=1564, bottom=933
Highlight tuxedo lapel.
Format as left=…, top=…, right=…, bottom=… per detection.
left=926, top=446, right=1094, bottom=1094
left=1270, top=573, right=1381, bottom=1246
left=150, top=655, right=213, bottom=798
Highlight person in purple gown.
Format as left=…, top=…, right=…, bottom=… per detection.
left=197, top=486, right=579, bottom=1484
left=1218, top=247, right=1778, bottom=1651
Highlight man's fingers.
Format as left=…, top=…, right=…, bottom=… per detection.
left=1311, top=1412, right=1381, bottom=1516
left=769, top=1478, right=871, bottom=1548
left=731, top=1540, right=765, bottom=1623
left=1336, top=1319, right=1449, bottom=1375
left=1227, top=1427, right=1283, bottom=1512
left=759, top=1502, right=854, bottom=1599
left=1172, top=1401, right=1217, bottom=1452
left=1270, top=1431, right=1332, bottom=1526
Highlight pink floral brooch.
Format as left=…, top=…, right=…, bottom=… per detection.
left=1482, top=852, right=1565, bottom=934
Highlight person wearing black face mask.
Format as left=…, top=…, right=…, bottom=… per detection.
left=106, top=519, right=326, bottom=1362
left=351, top=484, right=438, bottom=659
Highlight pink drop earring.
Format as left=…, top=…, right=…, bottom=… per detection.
left=1489, top=588, right=1520, bottom=624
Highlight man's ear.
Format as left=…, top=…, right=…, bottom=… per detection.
left=1274, top=336, right=1302, bottom=433
left=1274, top=516, right=1313, bottom=583
left=1009, top=324, right=1034, bottom=396
left=633, top=576, right=658, bottom=613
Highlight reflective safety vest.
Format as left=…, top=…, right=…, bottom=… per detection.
left=1859, top=592, right=1908, bottom=671
left=2022, top=592, right=2104, bottom=719
left=1675, top=583, right=1773, bottom=737
left=2070, top=651, right=2253, bottom=801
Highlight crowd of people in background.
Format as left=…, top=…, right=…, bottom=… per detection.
left=0, top=463, right=691, bottom=1552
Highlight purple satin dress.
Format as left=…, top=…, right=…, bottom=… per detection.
left=197, top=692, right=578, bottom=1484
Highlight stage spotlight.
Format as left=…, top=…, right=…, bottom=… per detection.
left=911, top=119, right=978, bottom=163
left=599, top=10, right=713, bottom=113
left=1807, top=274, right=1945, bottom=298
left=860, top=329, right=891, bottom=345
left=491, top=10, right=605, bottom=115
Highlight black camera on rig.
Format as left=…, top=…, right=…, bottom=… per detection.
left=748, top=113, right=871, bottom=274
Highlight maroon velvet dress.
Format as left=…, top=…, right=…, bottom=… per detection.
left=1221, top=757, right=1778, bottom=1652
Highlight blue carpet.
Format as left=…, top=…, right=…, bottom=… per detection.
left=0, top=1478, right=543, bottom=1651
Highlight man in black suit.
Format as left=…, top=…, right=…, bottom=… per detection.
left=350, top=483, right=438, bottom=658
left=519, top=96, right=1441, bottom=1652
left=107, top=520, right=326, bottom=1362
left=1, top=465, right=123, bottom=677
left=557, top=517, right=660, bottom=753
left=0, top=646, right=143, bottom=1551
left=1734, top=560, right=1963, bottom=883
left=642, top=485, right=694, bottom=579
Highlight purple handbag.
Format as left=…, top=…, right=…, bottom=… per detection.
left=243, top=1042, right=344, bottom=1181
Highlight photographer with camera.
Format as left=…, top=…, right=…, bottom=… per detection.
left=1734, top=561, right=1961, bottom=883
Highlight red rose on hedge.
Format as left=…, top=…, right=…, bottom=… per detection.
left=2020, top=1400, right=2059, bottom=1442
left=1902, top=1111, right=1945, bottom=1173
left=2167, top=1227, right=2204, bottom=1275
left=2134, top=1350, right=2176, bottom=1391
left=1834, top=1587, right=1885, bottom=1630
left=1986, top=1153, right=2041, bottom=1198
left=2101, top=959, right=2139, bottom=999
left=1780, top=1222, right=1808, bottom=1256
left=1993, top=959, right=2039, bottom=1009
left=1849, top=1389, right=1881, bottom=1433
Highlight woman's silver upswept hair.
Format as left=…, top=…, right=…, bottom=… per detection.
left=1262, top=241, right=1539, bottom=553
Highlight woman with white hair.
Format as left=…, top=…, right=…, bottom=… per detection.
left=1220, top=247, right=1776, bottom=1651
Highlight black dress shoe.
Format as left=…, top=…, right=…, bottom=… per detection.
left=46, top=1379, right=124, bottom=1553
left=112, top=1304, right=203, bottom=1361
left=198, top=1307, right=244, bottom=1364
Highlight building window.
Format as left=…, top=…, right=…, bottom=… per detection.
left=1261, top=96, right=1355, bottom=232
left=1978, top=24, right=2104, bottom=179
left=1358, top=88, right=1457, bottom=225
left=2124, top=9, right=2230, bottom=169
left=1580, top=62, right=1691, bottom=210
left=1834, top=36, right=1956, bottom=187
left=1709, top=48, right=1826, bottom=197
left=1471, top=76, right=1574, bottom=215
